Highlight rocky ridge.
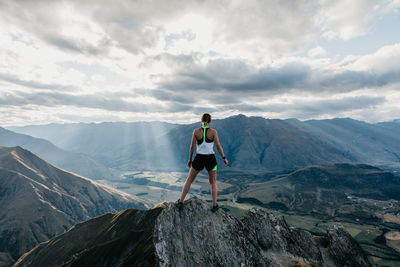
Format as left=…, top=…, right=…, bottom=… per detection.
left=16, top=199, right=371, bottom=267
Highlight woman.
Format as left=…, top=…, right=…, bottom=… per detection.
left=177, top=113, right=229, bottom=212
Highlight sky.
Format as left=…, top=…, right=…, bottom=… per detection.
left=1, top=0, right=400, bottom=126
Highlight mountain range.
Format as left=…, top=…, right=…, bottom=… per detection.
left=0, top=127, right=115, bottom=180
left=287, top=118, right=400, bottom=169
left=8, top=115, right=400, bottom=172
left=0, top=146, right=149, bottom=266
left=7, top=121, right=176, bottom=168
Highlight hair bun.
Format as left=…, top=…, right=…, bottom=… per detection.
left=201, top=113, right=211, bottom=123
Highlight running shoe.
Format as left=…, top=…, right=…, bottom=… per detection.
left=177, top=199, right=184, bottom=211
left=211, top=204, right=219, bottom=212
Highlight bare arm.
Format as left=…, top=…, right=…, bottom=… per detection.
left=188, top=130, right=197, bottom=167
left=214, top=130, right=229, bottom=166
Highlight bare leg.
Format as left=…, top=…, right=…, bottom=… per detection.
left=179, top=168, right=200, bottom=202
left=208, top=170, right=217, bottom=206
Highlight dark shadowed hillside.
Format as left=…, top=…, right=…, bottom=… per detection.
left=0, top=146, right=149, bottom=266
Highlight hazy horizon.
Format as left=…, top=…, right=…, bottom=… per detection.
left=4, top=113, right=400, bottom=128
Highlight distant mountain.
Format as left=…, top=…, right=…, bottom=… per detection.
left=0, top=127, right=116, bottom=180
left=377, top=120, right=400, bottom=136
left=287, top=118, right=400, bottom=168
left=9, top=115, right=400, bottom=171
left=8, top=122, right=178, bottom=166
left=15, top=199, right=371, bottom=267
left=106, top=115, right=357, bottom=171
left=161, top=115, right=353, bottom=170
left=11, top=116, right=352, bottom=171
left=0, top=146, right=149, bottom=266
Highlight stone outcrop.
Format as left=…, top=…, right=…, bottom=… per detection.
left=15, top=199, right=372, bottom=267
left=153, top=199, right=266, bottom=266
left=327, top=225, right=371, bottom=267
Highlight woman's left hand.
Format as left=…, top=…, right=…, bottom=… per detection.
left=223, top=158, right=229, bottom=166
left=187, top=160, right=192, bottom=168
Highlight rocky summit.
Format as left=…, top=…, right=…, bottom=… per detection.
left=16, top=199, right=371, bottom=267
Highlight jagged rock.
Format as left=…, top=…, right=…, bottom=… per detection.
left=153, top=199, right=266, bottom=267
left=327, top=225, right=372, bottom=267
left=242, top=209, right=323, bottom=266
left=15, top=199, right=372, bottom=267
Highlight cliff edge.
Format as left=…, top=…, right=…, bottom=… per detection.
left=15, top=199, right=371, bottom=267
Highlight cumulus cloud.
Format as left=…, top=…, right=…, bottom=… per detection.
left=347, top=43, right=400, bottom=74
left=319, top=0, right=378, bottom=40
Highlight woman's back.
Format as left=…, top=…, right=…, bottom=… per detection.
left=195, top=127, right=215, bottom=155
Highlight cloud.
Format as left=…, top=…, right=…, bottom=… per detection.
left=43, top=35, right=111, bottom=56
left=221, top=95, right=386, bottom=120
left=319, top=0, right=378, bottom=40
left=0, top=90, right=159, bottom=112
left=0, top=72, right=76, bottom=91
left=0, top=1, right=115, bottom=60
left=0, top=0, right=400, bottom=125
left=148, top=51, right=400, bottom=105
left=308, top=46, right=327, bottom=57
left=347, top=43, right=400, bottom=74
left=157, top=57, right=311, bottom=93
left=270, top=95, right=386, bottom=116
left=0, top=0, right=378, bottom=60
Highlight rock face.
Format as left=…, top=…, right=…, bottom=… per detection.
left=16, top=199, right=372, bottom=267
left=0, top=146, right=149, bottom=266
left=241, top=209, right=323, bottom=266
left=153, top=200, right=265, bottom=266
left=327, top=225, right=371, bottom=267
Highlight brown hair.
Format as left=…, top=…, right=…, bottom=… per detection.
left=201, top=113, right=212, bottom=124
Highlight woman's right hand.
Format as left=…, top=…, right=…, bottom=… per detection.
left=223, top=158, right=229, bottom=166
left=187, top=160, right=192, bottom=168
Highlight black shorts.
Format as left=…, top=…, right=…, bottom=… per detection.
left=192, top=154, right=217, bottom=171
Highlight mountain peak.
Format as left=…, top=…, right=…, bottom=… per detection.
left=16, top=199, right=371, bottom=266
left=0, top=145, right=25, bottom=154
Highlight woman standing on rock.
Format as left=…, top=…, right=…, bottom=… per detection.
left=177, top=113, right=229, bottom=212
